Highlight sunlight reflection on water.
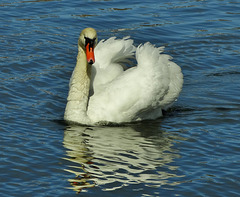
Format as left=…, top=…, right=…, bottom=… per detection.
left=63, top=125, right=186, bottom=193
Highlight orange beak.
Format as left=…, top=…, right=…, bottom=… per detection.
left=86, top=43, right=95, bottom=64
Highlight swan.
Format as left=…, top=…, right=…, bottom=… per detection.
left=64, top=27, right=183, bottom=125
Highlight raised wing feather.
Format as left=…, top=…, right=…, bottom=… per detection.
left=87, top=39, right=183, bottom=123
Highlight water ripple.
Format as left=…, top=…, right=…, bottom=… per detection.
left=63, top=125, right=185, bottom=193
left=1, top=0, right=240, bottom=196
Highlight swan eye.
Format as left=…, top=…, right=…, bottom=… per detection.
left=84, top=37, right=96, bottom=48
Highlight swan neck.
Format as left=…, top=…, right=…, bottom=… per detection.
left=64, top=46, right=92, bottom=124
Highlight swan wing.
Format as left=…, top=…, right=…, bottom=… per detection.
left=159, top=57, right=183, bottom=110
left=90, top=37, right=136, bottom=94
left=88, top=42, right=183, bottom=123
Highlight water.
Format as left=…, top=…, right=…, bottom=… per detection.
left=0, top=0, right=240, bottom=196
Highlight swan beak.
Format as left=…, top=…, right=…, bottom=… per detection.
left=86, top=43, right=95, bottom=65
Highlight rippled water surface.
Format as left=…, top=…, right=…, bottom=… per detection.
left=1, top=0, right=240, bottom=196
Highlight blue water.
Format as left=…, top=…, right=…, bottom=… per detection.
left=1, top=0, right=240, bottom=196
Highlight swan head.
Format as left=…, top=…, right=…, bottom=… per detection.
left=78, top=27, right=98, bottom=65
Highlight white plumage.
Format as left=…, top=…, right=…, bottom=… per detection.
left=64, top=28, right=183, bottom=125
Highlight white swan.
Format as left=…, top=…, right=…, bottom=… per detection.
left=64, top=27, right=183, bottom=125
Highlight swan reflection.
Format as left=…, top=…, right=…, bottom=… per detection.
left=63, top=124, right=185, bottom=193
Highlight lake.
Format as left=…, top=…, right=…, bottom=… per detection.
left=0, top=0, right=240, bottom=196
